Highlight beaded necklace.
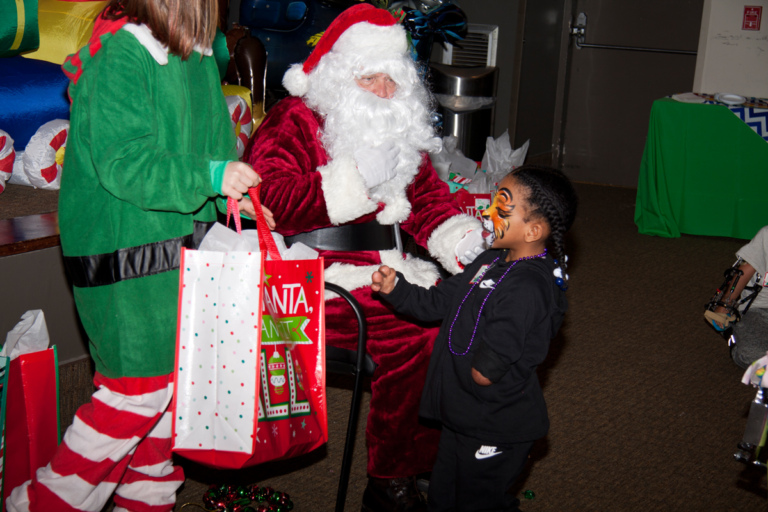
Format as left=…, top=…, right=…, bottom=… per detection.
left=447, top=249, right=548, bottom=356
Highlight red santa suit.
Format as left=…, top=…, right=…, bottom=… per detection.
left=243, top=5, right=481, bottom=480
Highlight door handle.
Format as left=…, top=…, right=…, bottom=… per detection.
left=569, top=12, right=696, bottom=55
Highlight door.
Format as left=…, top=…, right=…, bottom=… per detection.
left=555, top=0, right=703, bottom=187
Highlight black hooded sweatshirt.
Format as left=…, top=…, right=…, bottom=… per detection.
left=382, top=248, right=567, bottom=445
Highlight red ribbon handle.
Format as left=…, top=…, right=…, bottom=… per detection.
left=248, top=185, right=281, bottom=261
left=225, top=183, right=282, bottom=261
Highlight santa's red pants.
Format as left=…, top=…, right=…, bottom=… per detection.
left=325, top=286, right=441, bottom=478
left=6, top=373, right=184, bottom=512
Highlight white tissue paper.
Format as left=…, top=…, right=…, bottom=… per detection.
left=1, top=310, right=50, bottom=360
left=283, top=242, right=319, bottom=261
left=467, top=133, right=529, bottom=194
left=430, top=135, right=480, bottom=182
left=432, top=132, right=531, bottom=194
left=481, top=132, right=529, bottom=182
left=198, top=222, right=262, bottom=252
left=198, top=223, right=318, bottom=261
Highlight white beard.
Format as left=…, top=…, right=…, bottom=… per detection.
left=303, top=53, right=442, bottom=223
left=323, top=88, right=429, bottom=201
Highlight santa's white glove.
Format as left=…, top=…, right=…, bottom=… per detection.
left=354, top=140, right=400, bottom=189
left=455, top=228, right=487, bottom=266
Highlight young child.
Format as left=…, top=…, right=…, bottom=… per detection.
left=705, top=225, right=768, bottom=368
left=6, top=1, right=272, bottom=511
left=371, top=165, right=578, bottom=511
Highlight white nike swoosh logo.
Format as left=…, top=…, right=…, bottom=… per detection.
left=475, top=446, right=502, bottom=459
left=479, top=279, right=496, bottom=289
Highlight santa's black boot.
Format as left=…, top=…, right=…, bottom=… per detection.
left=361, top=476, right=427, bottom=512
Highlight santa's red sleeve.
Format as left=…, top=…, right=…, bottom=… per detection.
left=401, top=154, right=481, bottom=274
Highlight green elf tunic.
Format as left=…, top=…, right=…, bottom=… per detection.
left=59, top=23, right=237, bottom=378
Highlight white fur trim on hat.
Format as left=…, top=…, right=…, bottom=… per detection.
left=318, top=155, right=378, bottom=225
left=427, top=214, right=482, bottom=275
left=333, top=22, right=408, bottom=64
left=283, top=63, right=310, bottom=97
left=283, top=22, right=407, bottom=98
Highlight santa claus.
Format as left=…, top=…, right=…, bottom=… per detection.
left=243, top=4, right=485, bottom=511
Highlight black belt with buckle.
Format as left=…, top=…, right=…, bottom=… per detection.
left=285, top=221, right=399, bottom=252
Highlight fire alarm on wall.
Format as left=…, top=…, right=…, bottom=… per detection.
left=743, top=6, right=762, bottom=31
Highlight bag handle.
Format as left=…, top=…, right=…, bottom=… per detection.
left=226, top=184, right=282, bottom=261
left=248, top=185, right=282, bottom=261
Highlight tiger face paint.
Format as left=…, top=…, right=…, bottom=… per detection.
left=481, top=183, right=516, bottom=248
left=480, top=176, right=535, bottom=252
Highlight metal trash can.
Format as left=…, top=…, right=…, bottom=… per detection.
left=429, top=63, right=498, bottom=162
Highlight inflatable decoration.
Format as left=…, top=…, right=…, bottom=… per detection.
left=226, top=94, right=253, bottom=158
left=23, top=0, right=109, bottom=65
left=0, top=130, right=15, bottom=194
left=22, top=119, right=69, bottom=190
left=0, top=0, right=39, bottom=58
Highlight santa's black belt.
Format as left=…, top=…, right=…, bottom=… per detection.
left=285, top=221, right=399, bottom=252
left=63, top=221, right=214, bottom=288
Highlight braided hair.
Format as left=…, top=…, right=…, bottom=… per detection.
left=507, top=165, right=578, bottom=288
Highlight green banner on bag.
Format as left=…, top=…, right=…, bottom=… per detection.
left=261, top=315, right=311, bottom=345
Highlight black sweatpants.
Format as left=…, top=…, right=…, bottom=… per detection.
left=427, top=427, right=534, bottom=512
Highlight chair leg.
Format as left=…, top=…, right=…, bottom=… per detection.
left=325, top=282, right=369, bottom=512
left=335, top=369, right=365, bottom=512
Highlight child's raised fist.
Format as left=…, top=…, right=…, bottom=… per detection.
left=371, top=265, right=396, bottom=294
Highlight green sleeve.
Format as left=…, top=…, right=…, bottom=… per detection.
left=86, top=35, right=223, bottom=213
left=210, top=159, right=229, bottom=194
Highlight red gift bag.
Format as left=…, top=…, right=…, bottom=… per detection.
left=1, top=311, right=59, bottom=511
left=452, top=188, right=492, bottom=221
left=171, top=188, right=327, bottom=469
left=256, top=251, right=327, bottom=466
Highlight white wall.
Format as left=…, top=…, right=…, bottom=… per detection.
left=693, top=0, right=768, bottom=97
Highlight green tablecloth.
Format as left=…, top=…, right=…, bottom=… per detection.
left=634, top=98, right=768, bottom=240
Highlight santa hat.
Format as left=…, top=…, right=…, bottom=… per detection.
left=282, top=3, right=407, bottom=97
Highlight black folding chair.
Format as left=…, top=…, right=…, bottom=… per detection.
left=324, top=282, right=377, bottom=512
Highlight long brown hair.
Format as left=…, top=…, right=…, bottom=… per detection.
left=104, top=0, right=218, bottom=60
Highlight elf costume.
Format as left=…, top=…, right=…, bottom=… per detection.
left=242, top=4, right=482, bottom=502
left=7, top=16, right=236, bottom=512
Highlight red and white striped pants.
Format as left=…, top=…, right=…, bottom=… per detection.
left=6, top=373, right=184, bottom=512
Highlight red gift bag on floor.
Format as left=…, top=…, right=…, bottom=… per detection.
left=0, top=310, right=59, bottom=511
left=172, top=188, right=327, bottom=469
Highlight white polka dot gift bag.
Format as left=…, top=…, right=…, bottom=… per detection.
left=171, top=189, right=328, bottom=469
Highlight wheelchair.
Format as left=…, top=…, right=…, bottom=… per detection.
left=704, top=257, right=762, bottom=346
